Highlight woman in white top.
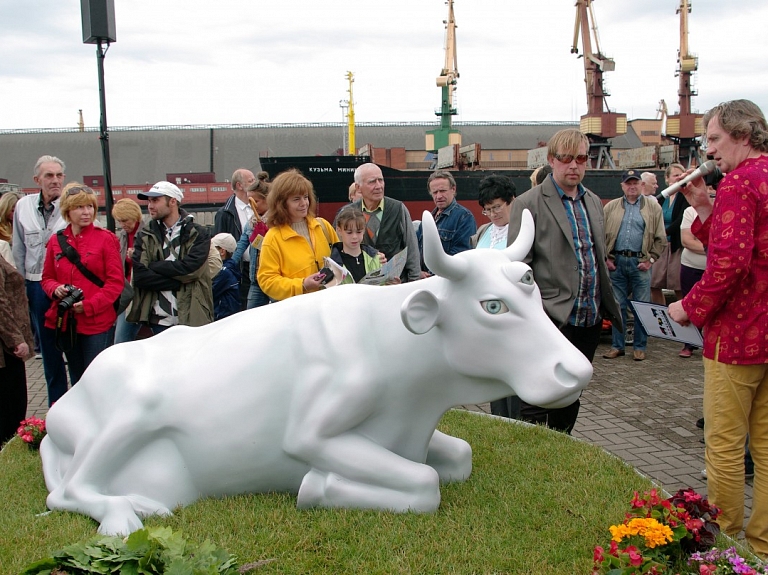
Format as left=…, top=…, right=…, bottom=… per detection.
left=470, top=175, right=517, bottom=250
left=470, top=174, right=518, bottom=419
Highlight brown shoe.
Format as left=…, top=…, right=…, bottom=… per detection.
left=633, top=350, right=646, bottom=361
left=603, top=348, right=625, bottom=359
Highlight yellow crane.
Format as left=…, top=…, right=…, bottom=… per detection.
left=344, top=71, right=355, bottom=156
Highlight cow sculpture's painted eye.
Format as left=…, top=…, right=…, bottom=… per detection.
left=481, top=300, right=509, bottom=315
left=521, top=271, right=534, bottom=285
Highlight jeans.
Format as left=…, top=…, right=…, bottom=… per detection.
left=114, top=310, right=141, bottom=344
left=63, top=329, right=113, bottom=385
left=609, top=255, right=650, bottom=351
left=703, top=352, right=768, bottom=554
left=246, top=280, right=270, bottom=309
left=26, top=280, right=68, bottom=405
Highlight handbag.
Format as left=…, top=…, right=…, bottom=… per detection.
left=56, top=231, right=134, bottom=315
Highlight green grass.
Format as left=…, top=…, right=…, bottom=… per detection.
left=0, top=410, right=655, bottom=574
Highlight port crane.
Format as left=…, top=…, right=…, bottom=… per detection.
left=665, top=0, right=703, bottom=167
left=426, top=0, right=461, bottom=152
left=340, top=71, right=356, bottom=156
left=571, top=0, right=626, bottom=168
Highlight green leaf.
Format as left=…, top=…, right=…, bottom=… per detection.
left=18, top=557, right=58, bottom=575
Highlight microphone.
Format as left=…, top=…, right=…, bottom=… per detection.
left=659, top=160, right=717, bottom=198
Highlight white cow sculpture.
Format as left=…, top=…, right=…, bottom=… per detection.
left=41, top=209, right=593, bottom=535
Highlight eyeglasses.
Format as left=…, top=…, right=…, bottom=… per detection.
left=63, top=185, right=96, bottom=197
left=481, top=204, right=507, bottom=216
left=554, top=153, right=589, bottom=165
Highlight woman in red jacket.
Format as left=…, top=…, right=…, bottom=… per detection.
left=42, top=183, right=123, bottom=386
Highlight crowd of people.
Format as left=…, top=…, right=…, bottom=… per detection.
left=0, top=98, right=766, bottom=557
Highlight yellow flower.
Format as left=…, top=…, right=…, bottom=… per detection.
left=609, top=518, right=673, bottom=548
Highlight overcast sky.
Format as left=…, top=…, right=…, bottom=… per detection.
left=1, top=1, right=766, bottom=131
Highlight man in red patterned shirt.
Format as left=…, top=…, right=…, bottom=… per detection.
left=669, top=99, right=768, bottom=556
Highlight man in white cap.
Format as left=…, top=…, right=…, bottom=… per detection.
left=127, top=181, right=213, bottom=331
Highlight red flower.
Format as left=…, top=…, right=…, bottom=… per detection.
left=631, top=491, right=646, bottom=508
left=609, top=540, right=619, bottom=557
left=625, top=545, right=643, bottom=567
left=699, top=564, right=717, bottom=574
left=593, top=546, right=604, bottom=563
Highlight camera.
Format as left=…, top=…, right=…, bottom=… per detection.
left=317, top=267, right=334, bottom=285
left=58, top=284, right=84, bottom=310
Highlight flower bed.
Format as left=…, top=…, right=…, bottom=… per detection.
left=593, top=488, right=767, bottom=574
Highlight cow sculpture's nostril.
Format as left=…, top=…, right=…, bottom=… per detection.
left=554, top=362, right=587, bottom=389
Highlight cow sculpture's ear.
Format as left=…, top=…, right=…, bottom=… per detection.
left=401, top=289, right=441, bottom=335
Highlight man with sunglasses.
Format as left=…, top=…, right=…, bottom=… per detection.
left=12, top=155, right=68, bottom=406
left=507, top=129, right=621, bottom=434
left=603, top=170, right=666, bottom=361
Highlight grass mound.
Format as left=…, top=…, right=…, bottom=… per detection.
left=0, top=410, right=654, bottom=574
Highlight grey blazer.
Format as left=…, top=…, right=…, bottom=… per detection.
left=507, top=177, right=621, bottom=331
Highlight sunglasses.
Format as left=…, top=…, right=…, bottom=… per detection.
left=64, top=185, right=96, bottom=197
left=554, top=154, right=589, bottom=165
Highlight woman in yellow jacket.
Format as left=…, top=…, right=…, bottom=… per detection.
left=258, top=169, right=339, bottom=301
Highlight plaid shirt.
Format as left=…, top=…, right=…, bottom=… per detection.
left=552, top=177, right=601, bottom=327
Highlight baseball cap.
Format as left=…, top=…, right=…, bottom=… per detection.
left=137, top=181, right=184, bottom=201
left=211, top=233, right=237, bottom=253
left=621, top=170, right=642, bottom=183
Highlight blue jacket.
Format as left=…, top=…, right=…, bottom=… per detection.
left=416, top=199, right=477, bottom=272
left=212, top=258, right=241, bottom=321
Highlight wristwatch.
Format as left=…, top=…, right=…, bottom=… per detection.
left=649, top=257, right=656, bottom=263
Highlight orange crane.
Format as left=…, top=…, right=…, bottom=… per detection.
left=665, top=0, right=703, bottom=167
left=571, top=0, right=626, bottom=168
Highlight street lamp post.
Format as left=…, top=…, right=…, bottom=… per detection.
left=81, top=0, right=117, bottom=231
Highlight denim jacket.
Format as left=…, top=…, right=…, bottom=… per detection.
left=416, top=199, right=477, bottom=272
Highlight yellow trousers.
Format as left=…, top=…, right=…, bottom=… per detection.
left=703, top=350, right=768, bottom=557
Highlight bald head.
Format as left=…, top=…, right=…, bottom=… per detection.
left=640, top=172, right=658, bottom=196
left=231, top=169, right=256, bottom=202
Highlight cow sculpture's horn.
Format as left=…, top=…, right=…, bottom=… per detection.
left=422, top=210, right=468, bottom=280
left=503, top=209, right=534, bottom=262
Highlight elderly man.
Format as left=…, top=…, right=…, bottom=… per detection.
left=669, top=99, right=768, bottom=556
left=350, top=163, right=420, bottom=282
left=640, top=172, right=659, bottom=197
left=129, top=181, right=213, bottom=331
left=214, top=168, right=255, bottom=309
left=603, top=170, right=666, bottom=361
left=416, top=170, right=476, bottom=278
left=12, top=155, right=68, bottom=405
left=508, top=129, right=621, bottom=434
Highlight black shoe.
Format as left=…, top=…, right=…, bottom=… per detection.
left=696, top=418, right=705, bottom=429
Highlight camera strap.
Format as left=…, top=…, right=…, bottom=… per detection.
left=56, top=231, right=105, bottom=288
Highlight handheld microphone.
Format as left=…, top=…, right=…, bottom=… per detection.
left=659, top=160, right=717, bottom=198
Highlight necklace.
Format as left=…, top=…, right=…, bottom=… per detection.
left=343, top=250, right=361, bottom=265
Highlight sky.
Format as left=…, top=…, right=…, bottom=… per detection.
left=1, top=0, right=766, bottom=131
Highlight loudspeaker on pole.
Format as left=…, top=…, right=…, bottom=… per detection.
left=81, top=0, right=117, bottom=44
